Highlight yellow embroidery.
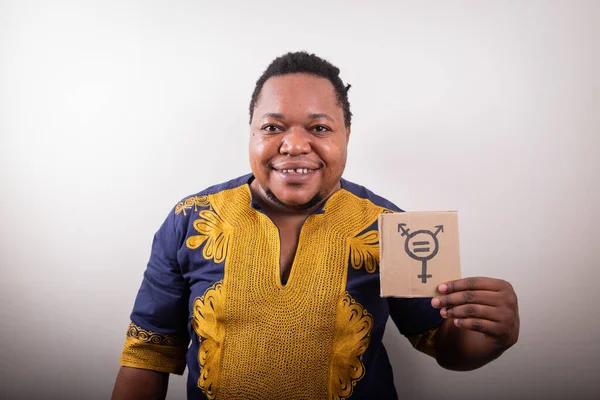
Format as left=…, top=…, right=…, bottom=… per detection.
left=126, top=322, right=178, bottom=346
left=348, top=230, right=380, bottom=273
left=186, top=209, right=232, bottom=263
left=381, top=209, right=395, bottom=214
left=191, top=186, right=385, bottom=399
left=328, top=292, right=373, bottom=400
left=175, top=195, right=210, bottom=216
left=120, top=323, right=187, bottom=375
left=408, top=327, right=439, bottom=358
left=192, top=281, right=226, bottom=400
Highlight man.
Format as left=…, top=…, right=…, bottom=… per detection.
left=112, top=52, right=519, bottom=400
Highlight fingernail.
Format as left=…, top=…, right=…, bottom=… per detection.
left=454, top=319, right=460, bottom=327
left=440, top=308, right=448, bottom=317
left=438, top=284, right=448, bottom=293
left=431, top=298, right=440, bottom=308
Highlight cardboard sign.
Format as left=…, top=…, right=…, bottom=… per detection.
left=379, top=211, right=461, bottom=298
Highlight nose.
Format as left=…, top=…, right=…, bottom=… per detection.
left=280, top=127, right=311, bottom=155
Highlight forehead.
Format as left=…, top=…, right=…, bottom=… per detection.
left=255, top=73, right=341, bottom=115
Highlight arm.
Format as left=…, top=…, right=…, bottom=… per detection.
left=113, top=209, right=190, bottom=397
left=432, top=277, right=520, bottom=371
left=112, top=367, right=169, bottom=400
left=387, top=297, right=445, bottom=358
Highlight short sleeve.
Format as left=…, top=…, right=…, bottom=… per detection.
left=387, top=297, right=444, bottom=358
left=120, top=210, right=190, bottom=374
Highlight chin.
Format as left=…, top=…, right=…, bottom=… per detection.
left=268, top=187, right=322, bottom=210
left=275, top=186, right=316, bottom=200
left=280, top=195, right=316, bottom=207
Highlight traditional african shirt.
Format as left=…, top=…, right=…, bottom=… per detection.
left=120, top=174, right=444, bottom=400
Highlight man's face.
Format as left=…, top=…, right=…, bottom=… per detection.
left=249, top=73, right=350, bottom=210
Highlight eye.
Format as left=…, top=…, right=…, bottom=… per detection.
left=262, top=124, right=283, bottom=133
left=312, top=125, right=331, bottom=133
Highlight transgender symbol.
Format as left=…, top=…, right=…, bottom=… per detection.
left=397, top=223, right=444, bottom=283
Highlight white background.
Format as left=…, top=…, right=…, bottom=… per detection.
left=1, top=1, right=599, bottom=399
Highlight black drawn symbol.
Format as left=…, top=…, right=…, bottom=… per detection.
left=397, top=223, right=444, bottom=283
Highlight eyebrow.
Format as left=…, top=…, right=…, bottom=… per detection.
left=308, top=113, right=334, bottom=122
left=261, top=113, right=334, bottom=122
left=261, top=113, right=285, bottom=119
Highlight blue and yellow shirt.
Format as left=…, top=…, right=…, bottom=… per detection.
left=120, top=174, right=443, bottom=399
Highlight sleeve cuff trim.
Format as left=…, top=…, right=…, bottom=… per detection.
left=120, top=331, right=187, bottom=375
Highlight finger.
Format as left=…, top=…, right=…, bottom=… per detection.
left=453, top=318, right=504, bottom=337
left=431, top=290, right=500, bottom=309
left=441, top=304, right=502, bottom=322
left=438, top=277, right=507, bottom=294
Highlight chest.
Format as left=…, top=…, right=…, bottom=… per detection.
left=276, top=219, right=303, bottom=285
left=179, top=186, right=397, bottom=398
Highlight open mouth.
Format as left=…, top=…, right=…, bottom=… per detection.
left=276, top=168, right=317, bottom=175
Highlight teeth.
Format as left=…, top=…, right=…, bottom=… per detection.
left=280, top=168, right=312, bottom=174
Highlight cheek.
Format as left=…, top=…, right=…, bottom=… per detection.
left=249, top=137, right=275, bottom=167
left=319, top=140, right=348, bottom=169
left=249, top=136, right=264, bottom=155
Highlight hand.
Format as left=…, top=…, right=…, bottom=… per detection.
left=431, top=277, right=519, bottom=350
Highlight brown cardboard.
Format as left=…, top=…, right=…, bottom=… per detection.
left=379, top=211, right=461, bottom=298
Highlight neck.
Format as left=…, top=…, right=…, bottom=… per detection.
left=249, top=180, right=340, bottom=217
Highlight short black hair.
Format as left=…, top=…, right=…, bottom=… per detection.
left=249, top=51, right=352, bottom=127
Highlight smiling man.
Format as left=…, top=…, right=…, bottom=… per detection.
left=112, top=52, right=519, bottom=400
left=249, top=72, right=350, bottom=211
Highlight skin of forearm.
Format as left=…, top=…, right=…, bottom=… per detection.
left=112, top=366, right=169, bottom=400
left=435, top=319, right=506, bottom=371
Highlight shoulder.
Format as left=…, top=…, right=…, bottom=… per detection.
left=340, top=178, right=404, bottom=212
left=149, top=174, right=252, bottom=248
left=164, top=174, right=252, bottom=234
left=172, top=174, right=252, bottom=214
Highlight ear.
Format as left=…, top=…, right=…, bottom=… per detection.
left=345, top=126, right=351, bottom=142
